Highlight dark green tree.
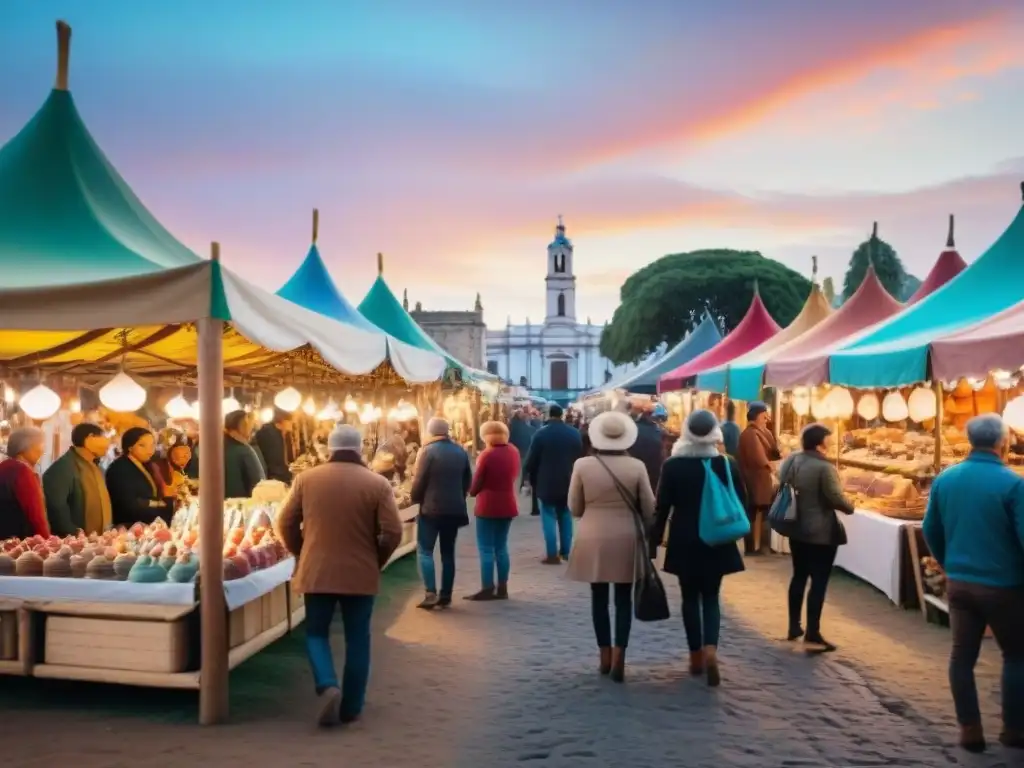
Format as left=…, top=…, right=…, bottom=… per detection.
left=599, top=249, right=812, bottom=365
left=842, top=222, right=907, bottom=300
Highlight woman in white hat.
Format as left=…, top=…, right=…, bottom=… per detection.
left=566, top=410, right=656, bottom=682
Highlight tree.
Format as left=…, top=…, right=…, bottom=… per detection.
left=599, top=249, right=812, bottom=365
left=842, top=223, right=907, bottom=301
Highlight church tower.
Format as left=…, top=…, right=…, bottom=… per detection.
left=545, top=215, right=576, bottom=323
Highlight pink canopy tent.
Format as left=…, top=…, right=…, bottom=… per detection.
left=762, top=266, right=902, bottom=389
left=657, top=287, right=780, bottom=393
left=906, top=215, right=967, bottom=306
left=931, top=299, right=1024, bottom=380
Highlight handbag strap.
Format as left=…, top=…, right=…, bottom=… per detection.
left=594, top=455, right=648, bottom=542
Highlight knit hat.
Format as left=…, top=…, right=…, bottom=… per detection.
left=683, top=409, right=723, bottom=445
left=426, top=417, right=450, bottom=437
left=327, top=425, right=362, bottom=452
left=747, top=401, right=768, bottom=422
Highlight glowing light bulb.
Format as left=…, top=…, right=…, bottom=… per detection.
left=302, top=396, right=317, bottom=416
left=274, top=387, right=302, bottom=412
left=19, top=384, right=61, bottom=421
left=165, top=395, right=192, bottom=419
left=99, top=371, right=147, bottom=413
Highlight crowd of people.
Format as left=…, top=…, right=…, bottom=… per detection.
left=3, top=394, right=1023, bottom=754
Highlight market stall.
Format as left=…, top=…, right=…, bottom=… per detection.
left=0, top=21, right=446, bottom=723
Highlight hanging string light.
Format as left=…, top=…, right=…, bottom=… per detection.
left=99, top=331, right=147, bottom=413
left=222, top=387, right=241, bottom=413
left=274, top=386, right=302, bottom=412
left=302, top=395, right=317, bottom=417
left=20, top=383, right=61, bottom=421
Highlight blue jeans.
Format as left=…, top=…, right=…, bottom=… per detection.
left=417, top=517, right=459, bottom=597
left=475, top=517, right=513, bottom=588
left=539, top=502, right=573, bottom=558
left=305, top=594, right=375, bottom=718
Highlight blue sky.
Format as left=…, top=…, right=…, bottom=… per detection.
left=1, top=1, right=1022, bottom=326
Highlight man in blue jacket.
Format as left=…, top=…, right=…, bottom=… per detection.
left=523, top=404, right=583, bottom=563
left=923, top=413, right=1024, bottom=753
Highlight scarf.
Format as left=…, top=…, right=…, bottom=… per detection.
left=671, top=440, right=720, bottom=459
left=73, top=447, right=112, bottom=534
left=129, top=455, right=160, bottom=498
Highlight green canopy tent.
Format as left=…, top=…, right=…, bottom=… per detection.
left=0, top=21, right=442, bottom=725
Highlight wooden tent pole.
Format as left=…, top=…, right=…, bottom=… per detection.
left=933, top=380, right=944, bottom=475
left=199, top=242, right=228, bottom=725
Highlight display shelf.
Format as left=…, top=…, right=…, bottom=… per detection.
left=32, top=664, right=201, bottom=689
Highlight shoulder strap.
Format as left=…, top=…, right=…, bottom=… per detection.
left=594, top=456, right=649, bottom=543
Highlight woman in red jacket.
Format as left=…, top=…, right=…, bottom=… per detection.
left=0, top=427, right=49, bottom=539
left=466, top=420, right=521, bottom=601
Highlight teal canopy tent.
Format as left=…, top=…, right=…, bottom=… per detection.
left=829, top=186, right=1024, bottom=387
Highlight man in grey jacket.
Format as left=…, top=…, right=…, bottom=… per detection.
left=411, top=417, right=472, bottom=609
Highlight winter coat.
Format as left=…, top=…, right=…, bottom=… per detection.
left=508, top=418, right=533, bottom=467
left=522, top=420, right=584, bottom=506
left=105, top=456, right=174, bottom=527
left=0, top=459, right=48, bottom=539
left=43, top=447, right=112, bottom=536
left=628, top=418, right=666, bottom=492
left=565, top=453, right=655, bottom=584
left=652, top=441, right=746, bottom=589
left=411, top=437, right=472, bottom=526
left=777, top=450, right=854, bottom=546
left=276, top=456, right=403, bottom=595
left=738, top=423, right=779, bottom=507
left=470, top=441, right=521, bottom=519
left=253, top=423, right=292, bottom=484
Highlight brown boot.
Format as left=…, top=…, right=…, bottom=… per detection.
left=610, top=647, right=626, bottom=683
left=959, top=724, right=986, bottom=753
left=704, top=645, right=720, bottom=687
left=496, top=582, right=509, bottom=600
left=689, top=650, right=705, bottom=676
left=540, top=555, right=561, bottom=565
left=599, top=647, right=612, bottom=675
left=999, top=729, right=1024, bottom=749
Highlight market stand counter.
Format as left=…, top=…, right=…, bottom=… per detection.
left=0, top=557, right=299, bottom=688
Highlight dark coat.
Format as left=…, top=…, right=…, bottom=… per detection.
left=777, top=450, right=854, bottom=546
left=652, top=446, right=746, bottom=589
left=522, top=419, right=583, bottom=507
left=253, top=423, right=292, bottom=484
left=105, top=456, right=174, bottom=528
left=411, top=437, right=472, bottom=526
left=508, top=418, right=533, bottom=469
left=42, top=449, right=87, bottom=536
left=628, top=418, right=666, bottom=492
left=191, top=436, right=267, bottom=499
left=469, top=442, right=521, bottom=518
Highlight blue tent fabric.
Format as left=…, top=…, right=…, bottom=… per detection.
left=603, top=314, right=722, bottom=395
left=276, top=245, right=380, bottom=333
left=697, top=363, right=763, bottom=401
left=829, top=197, right=1024, bottom=387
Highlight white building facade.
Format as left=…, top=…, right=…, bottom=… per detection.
left=485, top=218, right=642, bottom=402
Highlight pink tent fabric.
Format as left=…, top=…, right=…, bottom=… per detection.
left=931, top=299, right=1024, bottom=380
left=658, top=290, right=780, bottom=393
left=763, top=267, right=903, bottom=389
left=907, top=218, right=967, bottom=305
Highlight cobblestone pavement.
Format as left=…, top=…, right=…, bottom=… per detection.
left=2, top=499, right=1020, bottom=767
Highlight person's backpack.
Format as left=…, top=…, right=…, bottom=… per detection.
left=698, top=457, right=751, bottom=546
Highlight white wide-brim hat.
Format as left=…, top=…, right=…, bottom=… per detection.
left=589, top=411, right=639, bottom=452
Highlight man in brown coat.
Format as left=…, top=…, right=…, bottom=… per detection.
left=737, top=401, right=780, bottom=554
left=276, top=424, right=403, bottom=727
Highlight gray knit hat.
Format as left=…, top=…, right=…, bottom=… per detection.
left=426, top=417, right=450, bottom=437
left=327, top=425, right=362, bottom=452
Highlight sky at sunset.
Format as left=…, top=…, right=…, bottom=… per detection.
left=2, top=1, right=1023, bottom=328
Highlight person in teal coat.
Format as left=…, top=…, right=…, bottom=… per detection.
left=190, top=411, right=266, bottom=498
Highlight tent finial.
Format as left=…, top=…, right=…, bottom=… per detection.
left=871, top=221, right=878, bottom=240
left=1019, top=181, right=1023, bottom=203
left=946, top=214, right=955, bottom=249
left=55, top=21, right=71, bottom=91
left=377, top=252, right=384, bottom=275
left=811, top=255, right=818, bottom=284
left=210, top=242, right=221, bottom=262
left=312, top=209, right=319, bottom=244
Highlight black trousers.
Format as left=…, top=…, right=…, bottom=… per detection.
left=788, top=540, right=838, bottom=636
left=591, top=583, right=633, bottom=648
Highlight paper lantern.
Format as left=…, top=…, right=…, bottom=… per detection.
left=358, top=405, right=382, bottom=424
left=274, top=387, right=302, bottom=412
left=856, top=392, right=879, bottom=421
left=2, top=385, right=15, bottom=405
left=810, top=389, right=831, bottom=421
left=1003, top=395, right=1024, bottom=432
left=790, top=388, right=811, bottom=417
left=881, top=391, right=909, bottom=422
left=69, top=397, right=82, bottom=414
left=99, top=371, right=147, bottom=413
left=317, top=399, right=340, bottom=422
left=993, top=369, right=1017, bottom=390
left=190, top=400, right=201, bottom=420
left=259, top=406, right=274, bottom=423
left=222, top=394, right=241, bottom=413
left=907, top=386, right=937, bottom=423
left=824, top=387, right=854, bottom=420
left=19, top=384, right=61, bottom=421
left=344, top=396, right=358, bottom=414
left=302, top=396, right=317, bottom=417
left=165, top=394, right=192, bottom=419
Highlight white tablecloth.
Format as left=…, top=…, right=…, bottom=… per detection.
left=771, top=508, right=911, bottom=605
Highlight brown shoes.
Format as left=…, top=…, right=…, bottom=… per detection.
left=689, top=650, right=705, bottom=676
left=959, top=724, right=986, bottom=753
left=540, top=556, right=562, bottom=565
left=496, top=582, right=509, bottom=599
left=610, top=647, right=626, bottom=683
left=704, top=646, right=720, bottom=687
left=599, top=646, right=612, bottom=675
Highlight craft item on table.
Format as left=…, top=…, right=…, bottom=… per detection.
left=158, top=542, right=179, bottom=570
left=85, top=555, right=116, bottom=580
left=168, top=553, right=199, bottom=583
left=69, top=554, right=89, bottom=578
left=251, top=480, right=288, bottom=505
left=223, top=554, right=251, bottom=581
left=15, top=551, right=44, bottom=577
left=127, top=555, right=168, bottom=583
left=43, top=553, right=72, bottom=578
left=0, top=554, right=14, bottom=576
left=112, top=553, right=137, bottom=580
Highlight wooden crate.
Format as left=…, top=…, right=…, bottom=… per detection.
left=45, top=614, right=189, bottom=674
left=228, top=598, right=264, bottom=648
left=262, top=584, right=288, bottom=632
left=0, top=610, right=17, bottom=661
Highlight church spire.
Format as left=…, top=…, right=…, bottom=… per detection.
left=402, top=289, right=409, bottom=311
left=474, top=292, right=483, bottom=311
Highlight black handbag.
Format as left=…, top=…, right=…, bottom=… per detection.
left=594, top=457, right=670, bottom=622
